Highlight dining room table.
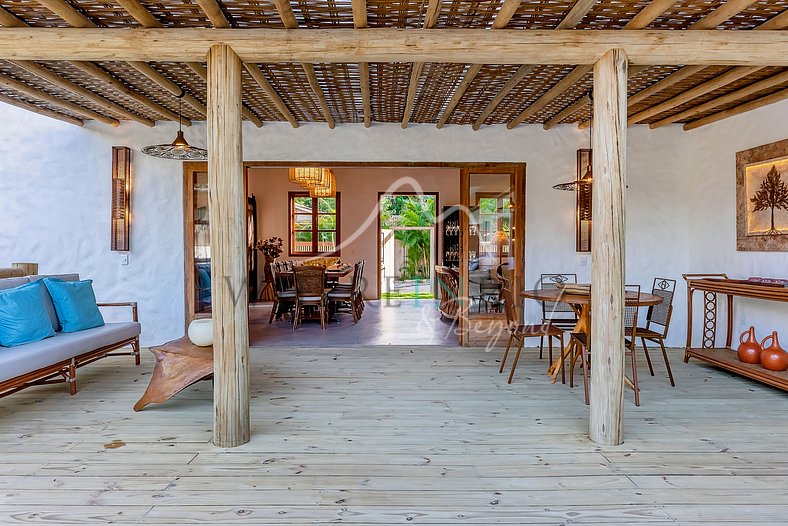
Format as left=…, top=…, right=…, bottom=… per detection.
left=521, top=287, right=664, bottom=384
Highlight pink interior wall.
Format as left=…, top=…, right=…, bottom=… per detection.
left=247, top=166, right=461, bottom=298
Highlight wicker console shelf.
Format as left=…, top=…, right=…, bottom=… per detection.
left=683, top=274, right=788, bottom=391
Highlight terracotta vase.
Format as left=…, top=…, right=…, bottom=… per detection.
left=760, top=332, right=788, bottom=372
left=737, top=326, right=762, bottom=364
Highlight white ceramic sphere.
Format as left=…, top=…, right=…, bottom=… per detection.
left=187, top=318, right=213, bottom=347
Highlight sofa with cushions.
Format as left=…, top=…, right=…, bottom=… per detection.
left=0, top=274, right=140, bottom=397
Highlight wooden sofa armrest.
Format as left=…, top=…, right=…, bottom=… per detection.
left=97, top=302, right=138, bottom=322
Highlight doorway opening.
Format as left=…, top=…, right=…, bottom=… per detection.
left=378, top=193, right=438, bottom=300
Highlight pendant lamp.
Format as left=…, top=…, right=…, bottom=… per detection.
left=288, top=167, right=332, bottom=188
left=310, top=171, right=336, bottom=198
left=554, top=96, right=593, bottom=191
left=142, top=98, right=207, bottom=161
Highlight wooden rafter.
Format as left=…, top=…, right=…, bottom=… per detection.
left=473, top=0, right=598, bottom=130
left=352, top=0, right=371, bottom=128
left=684, top=86, right=788, bottom=130
left=402, top=0, right=442, bottom=129
left=651, top=69, right=788, bottom=128
left=0, top=72, right=118, bottom=125
left=274, top=0, right=334, bottom=128
left=507, top=0, right=677, bottom=129
left=1, top=4, right=150, bottom=126
left=9, top=60, right=154, bottom=126
left=36, top=0, right=93, bottom=28
left=116, top=0, right=261, bottom=126
left=629, top=66, right=764, bottom=124
left=244, top=63, right=298, bottom=127
left=129, top=61, right=206, bottom=116
left=436, top=0, right=520, bottom=128
left=195, top=0, right=231, bottom=28
left=543, top=94, right=590, bottom=130
left=0, top=91, right=82, bottom=126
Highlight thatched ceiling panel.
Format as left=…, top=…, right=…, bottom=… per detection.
left=411, top=62, right=467, bottom=123
left=370, top=62, right=410, bottom=122
left=448, top=64, right=520, bottom=125
left=239, top=67, right=289, bottom=121
left=262, top=62, right=323, bottom=122
left=485, top=64, right=576, bottom=124
left=507, top=1, right=577, bottom=29
left=314, top=62, right=363, bottom=123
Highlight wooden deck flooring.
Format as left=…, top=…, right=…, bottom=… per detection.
left=1, top=345, right=787, bottom=524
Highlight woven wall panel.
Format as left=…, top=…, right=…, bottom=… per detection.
left=411, top=62, right=467, bottom=123
left=0, top=60, right=132, bottom=120
left=38, top=61, right=163, bottom=121
left=370, top=62, right=410, bottom=122
left=448, top=64, right=519, bottom=125
left=507, top=1, right=577, bottom=29
left=261, top=63, right=323, bottom=121
left=314, top=62, right=362, bottom=123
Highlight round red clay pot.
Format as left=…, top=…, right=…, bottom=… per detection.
left=760, top=332, right=788, bottom=372
left=737, top=326, right=762, bottom=364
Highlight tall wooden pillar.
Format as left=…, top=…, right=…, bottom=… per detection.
left=589, top=49, right=628, bottom=446
left=207, top=44, right=250, bottom=447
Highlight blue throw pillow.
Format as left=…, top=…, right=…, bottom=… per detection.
left=43, top=278, right=105, bottom=333
left=0, top=281, right=56, bottom=347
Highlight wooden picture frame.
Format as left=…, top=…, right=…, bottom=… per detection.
left=736, top=138, right=788, bottom=251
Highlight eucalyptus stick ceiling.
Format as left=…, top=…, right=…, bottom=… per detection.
left=0, top=0, right=786, bottom=131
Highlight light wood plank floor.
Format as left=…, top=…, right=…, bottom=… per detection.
left=1, top=345, right=787, bottom=524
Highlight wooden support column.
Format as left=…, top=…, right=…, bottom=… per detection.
left=207, top=44, right=250, bottom=448
left=590, top=48, right=627, bottom=447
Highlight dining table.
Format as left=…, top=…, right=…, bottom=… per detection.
left=278, top=264, right=353, bottom=280
left=521, top=288, right=664, bottom=383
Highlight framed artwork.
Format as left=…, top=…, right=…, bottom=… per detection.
left=736, top=138, right=788, bottom=251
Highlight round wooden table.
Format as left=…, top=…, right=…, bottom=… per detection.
left=521, top=288, right=663, bottom=382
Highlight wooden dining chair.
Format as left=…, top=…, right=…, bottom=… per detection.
left=268, top=262, right=295, bottom=323
left=572, top=285, right=643, bottom=406
left=631, top=277, right=677, bottom=387
left=499, top=286, right=564, bottom=384
left=539, top=273, right=579, bottom=359
left=293, top=266, right=330, bottom=330
left=328, top=261, right=363, bottom=322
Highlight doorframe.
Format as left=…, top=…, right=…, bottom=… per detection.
left=183, top=161, right=526, bottom=340
left=376, top=191, right=440, bottom=300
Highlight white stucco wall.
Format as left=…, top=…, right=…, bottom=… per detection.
left=686, top=98, right=788, bottom=346
left=6, top=98, right=785, bottom=348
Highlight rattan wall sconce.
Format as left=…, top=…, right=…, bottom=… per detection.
left=111, top=146, right=131, bottom=251
left=576, top=148, right=592, bottom=253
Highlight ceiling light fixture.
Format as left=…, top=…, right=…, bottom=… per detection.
left=142, top=97, right=207, bottom=161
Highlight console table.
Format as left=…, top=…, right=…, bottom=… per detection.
left=683, top=274, right=788, bottom=391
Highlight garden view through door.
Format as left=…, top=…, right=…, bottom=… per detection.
left=379, top=194, right=437, bottom=299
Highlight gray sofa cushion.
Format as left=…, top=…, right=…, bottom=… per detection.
left=27, top=274, right=79, bottom=331
left=0, top=277, right=30, bottom=291
left=0, top=322, right=140, bottom=383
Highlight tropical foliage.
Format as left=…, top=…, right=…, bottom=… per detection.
left=381, top=195, right=435, bottom=281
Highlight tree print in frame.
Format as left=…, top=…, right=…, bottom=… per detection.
left=737, top=138, right=788, bottom=251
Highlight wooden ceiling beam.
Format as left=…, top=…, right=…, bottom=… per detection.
left=683, top=86, right=788, bottom=130
left=70, top=61, right=190, bottom=125
left=628, top=65, right=764, bottom=123
left=129, top=61, right=206, bottom=116
left=543, top=94, right=590, bottom=130
left=508, top=0, right=675, bottom=129
left=0, top=29, right=786, bottom=65
left=436, top=1, right=521, bottom=128
left=244, top=63, right=298, bottom=128
left=0, top=72, right=118, bottom=125
left=352, top=1, right=371, bottom=127
left=195, top=0, right=231, bottom=28
left=474, top=0, right=596, bottom=129
left=689, top=0, right=760, bottom=30
left=651, top=69, right=788, bottom=128
left=0, top=91, right=83, bottom=125
left=36, top=0, right=93, bottom=28
left=274, top=0, right=335, bottom=128
left=402, top=0, right=442, bottom=128
left=10, top=60, right=154, bottom=126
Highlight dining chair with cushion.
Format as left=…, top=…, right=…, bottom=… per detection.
left=499, top=286, right=564, bottom=384
left=572, top=285, right=643, bottom=406
left=435, top=266, right=460, bottom=320
left=268, top=262, right=295, bottom=324
left=293, top=266, right=330, bottom=330
left=631, top=277, right=676, bottom=387
left=539, top=273, right=578, bottom=359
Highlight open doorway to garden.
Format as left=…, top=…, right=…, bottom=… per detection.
left=378, top=193, right=438, bottom=300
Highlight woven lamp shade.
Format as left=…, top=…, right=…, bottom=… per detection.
left=310, top=172, right=336, bottom=198
left=289, top=167, right=332, bottom=188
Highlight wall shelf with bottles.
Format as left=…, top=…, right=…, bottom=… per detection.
left=442, top=206, right=461, bottom=268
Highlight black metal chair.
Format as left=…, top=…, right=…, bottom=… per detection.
left=630, top=278, right=677, bottom=387
left=539, top=273, right=578, bottom=359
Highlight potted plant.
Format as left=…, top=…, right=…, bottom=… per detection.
left=256, top=237, right=284, bottom=291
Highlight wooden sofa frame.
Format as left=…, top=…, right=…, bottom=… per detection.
left=0, top=302, right=140, bottom=398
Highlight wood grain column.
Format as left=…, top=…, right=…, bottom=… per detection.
left=207, top=44, right=250, bottom=448
left=590, top=48, right=628, bottom=446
